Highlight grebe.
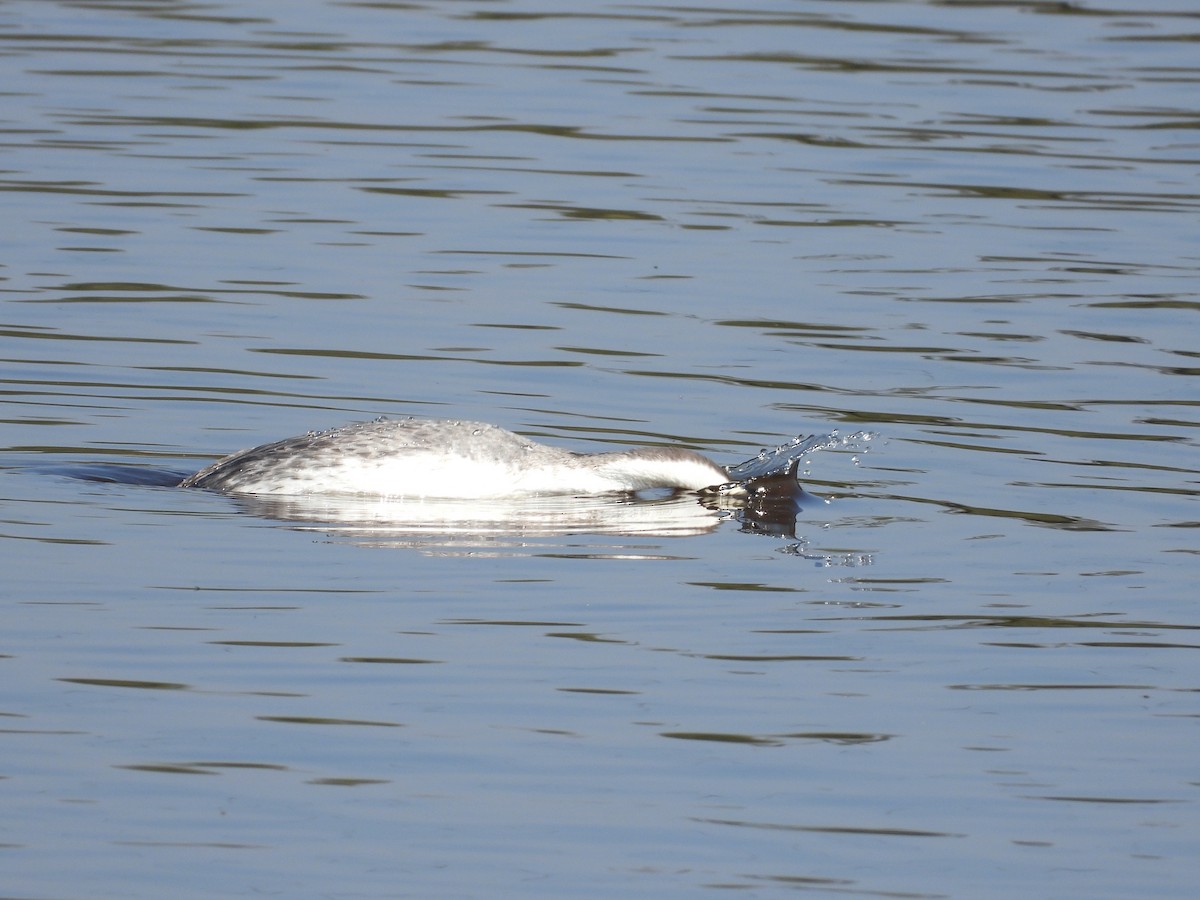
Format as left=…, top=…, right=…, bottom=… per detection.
left=180, top=418, right=812, bottom=500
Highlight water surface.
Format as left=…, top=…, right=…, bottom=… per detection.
left=1, top=1, right=1197, bottom=897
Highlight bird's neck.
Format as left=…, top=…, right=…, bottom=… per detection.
left=588, top=447, right=728, bottom=492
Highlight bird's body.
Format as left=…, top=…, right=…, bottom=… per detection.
left=180, top=418, right=735, bottom=499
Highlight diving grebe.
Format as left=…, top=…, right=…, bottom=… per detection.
left=180, top=418, right=812, bottom=500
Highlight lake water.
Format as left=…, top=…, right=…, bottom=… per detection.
left=2, top=0, right=1198, bottom=897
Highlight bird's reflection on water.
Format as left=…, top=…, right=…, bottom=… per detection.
left=227, top=485, right=824, bottom=555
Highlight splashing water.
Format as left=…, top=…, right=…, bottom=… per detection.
left=725, top=429, right=876, bottom=484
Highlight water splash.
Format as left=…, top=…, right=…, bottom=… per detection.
left=725, top=429, right=876, bottom=484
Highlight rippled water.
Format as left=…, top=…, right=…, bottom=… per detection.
left=2, top=1, right=1198, bottom=897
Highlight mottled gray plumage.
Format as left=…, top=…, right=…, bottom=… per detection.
left=181, top=418, right=733, bottom=499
